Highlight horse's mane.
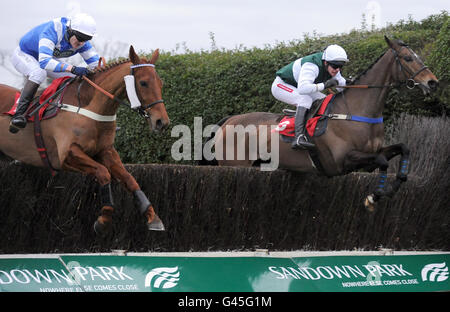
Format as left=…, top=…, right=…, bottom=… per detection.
left=330, top=49, right=389, bottom=101
left=92, top=58, right=131, bottom=74
left=348, top=49, right=387, bottom=84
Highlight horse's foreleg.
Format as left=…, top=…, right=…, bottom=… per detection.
left=97, top=147, right=164, bottom=231
left=62, top=143, right=114, bottom=234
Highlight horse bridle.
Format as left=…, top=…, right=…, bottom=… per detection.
left=391, top=45, right=429, bottom=90
left=129, top=63, right=164, bottom=119
left=339, top=45, right=428, bottom=124
left=342, top=46, right=429, bottom=90
left=76, top=63, right=164, bottom=120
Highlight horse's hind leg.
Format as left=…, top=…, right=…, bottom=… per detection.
left=62, top=143, right=114, bottom=234
left=379, top=143, right=410, bottom=192
left=344, top=150, right=392, bottom=211
left=365, top=143, right=410, bottom=196
left=97, top=147, right=164, bottom=231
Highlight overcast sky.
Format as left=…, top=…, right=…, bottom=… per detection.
left=1, top=0, right=448, bottom=86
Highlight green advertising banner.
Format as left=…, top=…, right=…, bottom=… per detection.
left=0, top=257, right=77, bottom=292
left=0, top=253, right=449, bottom=292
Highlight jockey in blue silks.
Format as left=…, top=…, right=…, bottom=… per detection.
left=9, top=13, right=100, bottom=133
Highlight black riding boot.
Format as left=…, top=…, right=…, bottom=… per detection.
left=291, top=106, right=315, bottom=149
left=9, top=80, right=40, bottom=134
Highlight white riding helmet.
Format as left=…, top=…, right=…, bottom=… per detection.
left=322, top=44, right=349, bottom=64
left=70, top=13, right=97, bottom=37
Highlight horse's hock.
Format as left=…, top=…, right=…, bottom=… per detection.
left=0, top=155, right=448, bottom=253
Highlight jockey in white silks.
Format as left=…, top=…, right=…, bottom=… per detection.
left=9, top=13, right=100, bottom=133
left=271, top=44, right=349, bottom=149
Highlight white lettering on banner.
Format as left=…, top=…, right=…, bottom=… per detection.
left=23, top=269, right=53, bottom=283
left=268, top=263, right=414, bottom=282
left=0, top=269, right=73, bottom=285
left=363, top=264, right=413, bottom=277
left=40, top=287, right=83, bottom=292
left=0, top=270, right=13, bottom=284
left=97, top=266, right=122, bottom=280
left=365, top=261, right=382, bottom=285
left=0, top=266, right=133, bottom=286
left=70, top=266, right=133, bottom=282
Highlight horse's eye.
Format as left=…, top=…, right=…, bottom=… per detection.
left=403, top=56, right=413, bottom=62
left=140, top=81, right=148, bottom=87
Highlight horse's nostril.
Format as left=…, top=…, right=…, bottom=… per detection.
left=156, top=119, right=163, bottom=130
left=428, top=80, right=438, bottom=91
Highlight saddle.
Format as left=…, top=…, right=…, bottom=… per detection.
left=274, top=94, right=336, bottom=143
left=3, top=76, right=73, bottom=176
left=4, top=76, right=72, bottom=122
left=272, top=94, right=336, bottom=175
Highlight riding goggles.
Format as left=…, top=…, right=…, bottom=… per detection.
left=71, top=30, right=93, bottom=42
left=328, top=61, right=345, bottom=69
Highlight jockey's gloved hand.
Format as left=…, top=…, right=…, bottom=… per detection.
left=71, top=66, right=90, bottom=77
left=324, top=78, right=339, bottom=89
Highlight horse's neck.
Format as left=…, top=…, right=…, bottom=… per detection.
left=84, top=62, right=130, bottom=115
left=339, top=50, right=396, bottom=117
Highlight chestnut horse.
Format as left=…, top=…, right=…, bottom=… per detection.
left=210, top=36, right=438, bottom=210
left=0, top=46, right=169, bottom=233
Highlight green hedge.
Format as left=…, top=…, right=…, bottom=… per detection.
left=114, top=12, right=449, bottom=164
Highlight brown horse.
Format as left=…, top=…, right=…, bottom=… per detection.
left=0, top=46, right=169, bottom=233
left=209, top=36, right=439, bottom=210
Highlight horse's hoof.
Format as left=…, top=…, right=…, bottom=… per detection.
left=364, top=194, right=376, bottom=212
left=147, top=215, right=165, bottom=231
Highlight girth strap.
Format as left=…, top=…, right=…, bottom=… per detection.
left=33, top=110, right=57, bottom=176
left=60, top=104, right=117, bottom=122
left=325, top=114, right=383, bottom=124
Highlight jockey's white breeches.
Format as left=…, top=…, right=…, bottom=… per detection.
left=10, top=47, right=74, bottom=85
left=271, top=76, right=325, bottom=109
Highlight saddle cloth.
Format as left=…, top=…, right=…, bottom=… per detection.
left=273, top=94, right=335, bottom=139
left=4, top=76, right=71, bottom=121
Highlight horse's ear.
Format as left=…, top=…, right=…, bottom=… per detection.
left=384, top=35, right=394, bottom=48
left=129, top=45, right=141, bottom=64
left=149, top=49, right=160, bottom=65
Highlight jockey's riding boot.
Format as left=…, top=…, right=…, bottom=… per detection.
left=9, top=80, right=39, bottom=134
left=291, top=106, right=315, bottom=150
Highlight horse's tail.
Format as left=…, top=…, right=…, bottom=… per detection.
left=197, top=115, right=232, bottom=166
